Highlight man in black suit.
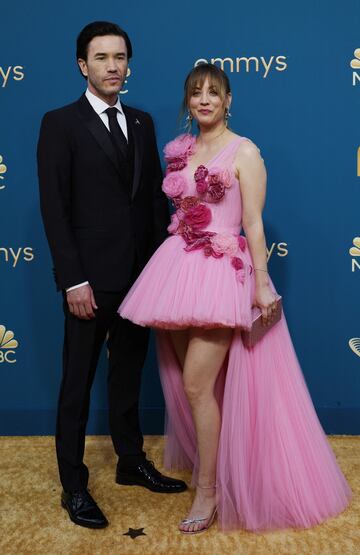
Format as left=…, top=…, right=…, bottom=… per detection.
left=37, top=21, right=186, bottom=529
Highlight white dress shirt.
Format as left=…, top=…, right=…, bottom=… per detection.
left=66, top=89, right=128, bottom=292
left=85, top=88, right=128, bottom=139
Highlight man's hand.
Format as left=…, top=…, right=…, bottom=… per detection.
left=66, top=284, right=98, bottom=320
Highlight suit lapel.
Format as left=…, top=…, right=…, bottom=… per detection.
left=76, top=94, right=122, bottom=176
left=123, top=105, right=144, bottom=199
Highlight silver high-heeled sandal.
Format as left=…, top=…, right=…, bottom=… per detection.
left=179, top=484, right=217, bottom=535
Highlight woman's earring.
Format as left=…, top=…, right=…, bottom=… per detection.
left=185, top=110, right=193, bottom=132
left=225, top=107, right=232, bottom=125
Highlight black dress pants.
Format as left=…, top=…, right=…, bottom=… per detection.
left=55, top=287, right=149, bottom=492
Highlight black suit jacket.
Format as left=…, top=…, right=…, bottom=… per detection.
left=37, top=94, right=169, bottom=291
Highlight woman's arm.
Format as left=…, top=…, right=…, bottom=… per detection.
left=234, top=140, right=277, bottom=324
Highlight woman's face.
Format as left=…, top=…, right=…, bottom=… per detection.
left=188, top=76, right=230, bottom=128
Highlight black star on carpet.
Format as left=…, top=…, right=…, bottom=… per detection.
left=123, top=527, right=147, bottom=539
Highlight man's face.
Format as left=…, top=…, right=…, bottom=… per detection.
left=78, top=35, right=128, bottom=102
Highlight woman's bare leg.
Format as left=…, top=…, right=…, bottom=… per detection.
left=179, top=327, right=233, bottom=533
left=169, top=329, right=189, bottom=369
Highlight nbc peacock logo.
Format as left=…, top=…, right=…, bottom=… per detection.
left=349, top=338, right=360, bottom=358
left=0, top=324, right=18, bottom=364
left=350, top=48, right=360, bottom=86
left=0, top=154, right=7, bottom=190
left=349, top=237, right=360, bottom=272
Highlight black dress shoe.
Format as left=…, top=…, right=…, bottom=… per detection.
left=116, top=459, right=187, bottom=493
left=61, top=489, right=109, bottom=529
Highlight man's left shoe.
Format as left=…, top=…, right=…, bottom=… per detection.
left=61, top=489, right=109, bottom=529
left=116, top=459, right=187, bottom=493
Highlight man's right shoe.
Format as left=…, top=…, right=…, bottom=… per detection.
left=61, top=489, right=109, bottom=529
left=116, top=458, right=187, bottom=493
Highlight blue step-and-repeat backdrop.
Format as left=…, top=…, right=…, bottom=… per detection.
left=1, top=0, right=359, bottom=435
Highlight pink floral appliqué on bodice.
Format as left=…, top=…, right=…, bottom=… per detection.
left=162, top=134, right=251, bottom=282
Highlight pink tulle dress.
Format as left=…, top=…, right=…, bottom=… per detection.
left=119, top=134, right=351, bottom=531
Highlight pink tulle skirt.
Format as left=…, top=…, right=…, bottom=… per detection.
left=120, top=235, right=253, bottom=330
left=119, top=236, right=352, bottom=531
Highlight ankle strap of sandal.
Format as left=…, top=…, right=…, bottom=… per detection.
left=197, top=484, right=217, bottom=489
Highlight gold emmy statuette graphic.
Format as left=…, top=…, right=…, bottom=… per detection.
left=0, top=325, right=18, bottom=364
left=0, top=155, right=7, bottom=189
left=350, top=48, right=360, bottom=69
left=349, top=338, right=360, bottom=358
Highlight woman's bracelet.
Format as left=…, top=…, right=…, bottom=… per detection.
left=254, top=268, right=268, bottom=273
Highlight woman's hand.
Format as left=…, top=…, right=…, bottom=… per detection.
left=254, top=284, right=278, bottom=326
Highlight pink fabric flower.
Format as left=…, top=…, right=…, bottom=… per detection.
left=182, top=226, right=198, bottom=244
left=209, top=167, right=231, bottom=187
left=232, top=257, right=246, bottom=283
left=203, top=245, right=213, bottom=257
left=183, top=204, right=212, bottom=230
left=177, top=219, right=188, bottom=235
left=164, top=134, right=196, bottom=161
left=211, top=234, right=239, bottom=256
left=208, top=169, right=222, bottom=185
left=182, top=230, right=222, bottom=258
left=194, top=165, right=208, bottom=182
left=206, top=181, right=225, bottom=203
left=196, top=180, right=208, bottom=194
left=221, top=169, right=231, bottom=188
left=203, top=244, right=224, bottom=258
left=180, top=196, right=200, bottom=211
left=184, top=234, right=211, bottom=251
left=231, top=257, right=244, bottom=270
left=162, top=173, right=186, bottom=198
left=167, top=212, right=180, bottom=234
left=166, top=159, right=186, bottom=173
left=238, top=236, right=247, bottom=251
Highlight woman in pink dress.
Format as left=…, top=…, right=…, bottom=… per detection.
left=119, top=63, right=351, bottom=534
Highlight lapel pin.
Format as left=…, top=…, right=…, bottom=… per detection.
left=135, top=118, right=141, bottom=125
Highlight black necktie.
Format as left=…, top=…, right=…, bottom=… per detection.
left=105, top=107, right=128, bottom=159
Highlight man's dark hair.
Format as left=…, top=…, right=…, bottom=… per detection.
left=76, top=21, right=133, bottom=61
